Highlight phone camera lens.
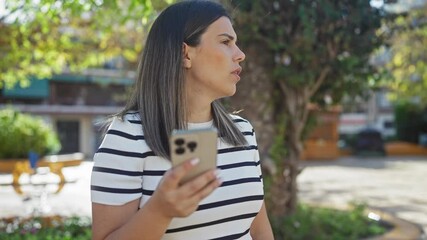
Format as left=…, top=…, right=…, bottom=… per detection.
left=176, top=147, right=185, bottom=155
left=175, top=138, right=185, bottom=146
left=187, top=141, right=197, bottom=152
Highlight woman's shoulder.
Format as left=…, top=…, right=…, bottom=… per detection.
left=228, top=114, right=257, bottom=136
left=228, top=113, right=248, bottom=122
left=107, top=111, right=143, bottom=134
left=121, top=111, right=142, bottom=123
left=228, top=114, right=252, bottom=126
left=97, top=112, right=149, bottom=156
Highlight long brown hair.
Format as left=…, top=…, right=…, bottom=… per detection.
left=120, top=1, right=247, bottom=159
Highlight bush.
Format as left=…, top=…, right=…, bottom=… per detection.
left=0, top=216, right=91, bottom=240
left=394, top=101, right=427, bottom=144
left=338, top=133, right=358, bottom=150
left=270, top=203, right=388, bottom=240
left=0, top=108, right=61, bottom=159
left=0, top=205, right=388, bottom=240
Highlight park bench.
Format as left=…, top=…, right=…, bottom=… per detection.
left=5, top=152, right=85, bottom=185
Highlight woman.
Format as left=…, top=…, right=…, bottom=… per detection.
left=90, top=1, right=274, bottom=239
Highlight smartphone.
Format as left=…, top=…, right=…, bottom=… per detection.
left=170, top=128, right=217, bottom=184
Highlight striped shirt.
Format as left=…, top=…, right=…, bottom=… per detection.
left=90, top=113, right=264, bottom=239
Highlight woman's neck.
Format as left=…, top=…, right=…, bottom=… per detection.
left=187, top=104, right=212, bottom=123
left=184, top=76, right=214, bottom=123
left=186, top=96, right=213, bottom=123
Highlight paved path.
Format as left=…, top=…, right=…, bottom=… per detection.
left=0, top=162, right=92, bottom=218
left=298, top=156, right=427, bottom=236
left=0, top=156, right=426, bottom=237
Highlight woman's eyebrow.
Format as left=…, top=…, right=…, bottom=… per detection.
left=218, top=33, right=236, bottom=41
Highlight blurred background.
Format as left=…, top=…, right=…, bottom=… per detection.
left=0, top=0, right=426, bottom=239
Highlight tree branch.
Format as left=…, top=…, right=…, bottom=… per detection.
left=308, top=66, right=331, bottom=98
left=279, top=81, right=296, bottom=116
left=0, top=4, right=24, bottom=23
left=300, top=88, right=311, bottom=130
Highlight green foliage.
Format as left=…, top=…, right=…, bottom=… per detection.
left=269, top=114, right=288, bottom=163
left=301, top=112, right=318, bottom=141
left=229, top=0, right=387, bottom=215
left=231, top=0, right=386, bottom=105
left=0, top=216, right=91, bottom=240
left=270, top=203, right=388, bottom=240
left=394, top=101, right=427, bottom=143
left=383, top=4, right=427, bottom=106
left=0, top=108, right=61, bottom=159
left=339, top=133, right=358, bottom=150
left=0, top=0, right=175, bottom=89
left=0, top=207, right=388, bottom=240
left=263, top=115, right=287, bottom=206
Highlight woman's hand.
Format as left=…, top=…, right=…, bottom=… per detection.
left=148, top=158, right=222, bottom=218
left=92, top=158, right=221, bottom=240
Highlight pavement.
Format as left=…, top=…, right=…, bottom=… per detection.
left=298, top=156, right=427, bottom=237
left=0, top=156, right=426, bottom=237
left=0, top=162, right=92, bottom=218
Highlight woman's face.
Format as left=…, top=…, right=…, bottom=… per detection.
left=185, top=16, right=246, bottom=101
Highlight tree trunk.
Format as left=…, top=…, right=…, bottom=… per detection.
left=229, top=45, right=276, bottom=174
left=269, top=84, right=308, bottom=216
left=269, top=68, right=330, bottom=216
left=269, top=118, right=304, bottom=216
left=283, top=114, right=305, bottom=213
left=228, top=34, right=310, bottom=216
left=269, top=157, right=299, bottom=216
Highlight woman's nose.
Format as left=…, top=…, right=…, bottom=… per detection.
left=234, top=46, right=246, bottom=62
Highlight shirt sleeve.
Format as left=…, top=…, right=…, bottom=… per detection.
left=252, top=128, right=263, bottom=183
left=230, top=115, right=263, bottom=183
left=90, top=116, right=146, bottom=206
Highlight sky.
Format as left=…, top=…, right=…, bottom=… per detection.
left=381, top=0, right=427, bottom=12
left=0, top=1, right=4, bottom=18
left=1, top=0, right=426, bottom=22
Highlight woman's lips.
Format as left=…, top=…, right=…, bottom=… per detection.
left=231, top=67, right=242, bottom=80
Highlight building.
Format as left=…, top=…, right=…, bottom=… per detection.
left=0, top=69, right=134, bottom=158
left=339, top=88, right=396, bottom=139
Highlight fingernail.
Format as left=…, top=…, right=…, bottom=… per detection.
left=190, top=158, right=200, bottom=165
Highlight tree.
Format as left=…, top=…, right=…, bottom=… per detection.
left=228, top=0, right=385, bottom=216
left=383, top=3, right=427, bottom=106
left=0, top=0, right=174, bottom=88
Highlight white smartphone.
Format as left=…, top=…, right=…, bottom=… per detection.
left=170, top=128, right=217, bottom=184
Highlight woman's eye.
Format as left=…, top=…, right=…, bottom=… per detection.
left=222, top=40, right=231, bottom=45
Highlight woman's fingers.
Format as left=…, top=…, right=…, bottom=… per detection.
left=161, top=158, right=200, bottom=189
left=180, top=168, right=220, bottom=196
left=176, top=171, right=222, bottom=215
left=190, top=175, right=222, bottom=202
left=153, top=159, right=222, bottom=217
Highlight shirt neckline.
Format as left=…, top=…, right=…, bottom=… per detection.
left=187, top=119, right=214, bottom=129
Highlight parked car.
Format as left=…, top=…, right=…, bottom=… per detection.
left=354, top=128, right=386, bottom=156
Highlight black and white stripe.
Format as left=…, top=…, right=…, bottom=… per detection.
left=91, top=114, right=264, bottom=239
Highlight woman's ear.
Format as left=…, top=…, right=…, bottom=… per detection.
left=182, top=43, right=192, bottom=69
